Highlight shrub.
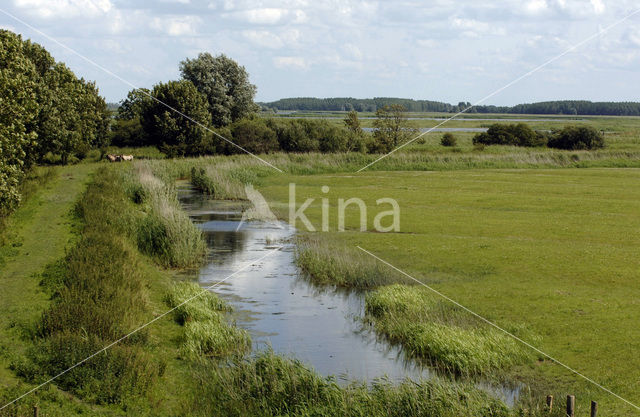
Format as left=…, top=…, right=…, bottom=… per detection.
left=441, top=133, right=457, bottom=147
left=230, top=118, right=279, bottom=154
left=473, top=123, right=546, bottom=147
left=548, top=125, right=605, bottom=150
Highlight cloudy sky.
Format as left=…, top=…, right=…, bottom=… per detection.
left=1, top=0, right=639, bottom=105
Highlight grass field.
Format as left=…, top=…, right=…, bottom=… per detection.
left=254, top=167, right=640, bottom=415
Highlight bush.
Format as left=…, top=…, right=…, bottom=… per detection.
left=109, top=117, right=147, bottom=147
left=441, top=133, right=457, bottom=147
left=473, top=123, right=546, bottom=147
left=548, top=126, right=604, bottom=150
left=230, top=118, right=279, bottom=154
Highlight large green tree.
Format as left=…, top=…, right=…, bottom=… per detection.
left=180, top=53, right=259, bottom=127
left=140, top=80, right=213, bottom=157
left=0, top=30, right=39, bottom=215
left=1, top=29, right=109, bottom=215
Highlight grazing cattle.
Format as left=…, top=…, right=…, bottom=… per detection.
left=121, top=155, right=134, bottom=161
left=106, top=154, right=119, bottom=162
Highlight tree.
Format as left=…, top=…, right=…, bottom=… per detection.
left=343, top=110, right=366, bottom=152
left=0, top=30, right=39, bottom=215
left=116, top=88, right=151, bottom=121
left=548, top=126, right=604, bottom=150
left=112, top=88, right=152, bottom=147
left=372, top=104, right=414, bottom=152
left=180, top=53, right=259, bottom=127
left=343, top=110, right=362, bottom=134
left=140, top=80, right=213, bottom=157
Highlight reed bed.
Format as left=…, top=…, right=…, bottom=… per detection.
left=365, top=285, right=533, bottom=377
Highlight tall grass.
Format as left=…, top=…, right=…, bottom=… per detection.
left=132, top=162, right=206, bottom=268
left=186, top=350, right=516, bottom=417
left=295, top=234, right=408, bottom=288
left=164, top=282, right=251, bottom=359
left=365, top=285, right=533, bottom=377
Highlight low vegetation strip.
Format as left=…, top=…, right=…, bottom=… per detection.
left=164, top=282, right=251, bottom=359
left=188, top=350, right=513, bottom=417
left=295, top=234, right=407, bottom=288
left=11, top=167, right=165, bottom=408
left=365, top=285, right=533, bottom=376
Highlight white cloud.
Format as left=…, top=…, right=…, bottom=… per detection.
left=226, top=8, right=306, bottom=25
left=273, top=56, right=308, bottom=69
left=590, top=0, right=605, bottom=14
left=525, top=0, right=548, bottom=15
left=150, top=15, right=200, bottom=36
left=243, top=30, right=284, bottom=48
left=13, top=0, right=113, bottom=19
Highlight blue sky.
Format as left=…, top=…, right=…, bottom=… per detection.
left=1, top=0, right=639, bottom=105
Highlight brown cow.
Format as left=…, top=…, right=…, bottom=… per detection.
left=120, top=155, right=134, bottom=161
left=106, top=154, right=119, bottom=162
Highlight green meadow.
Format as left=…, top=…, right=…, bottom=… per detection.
left=256, top=167, right=640, bottom=415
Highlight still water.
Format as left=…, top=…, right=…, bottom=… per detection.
left=177, top=185, right=519, bottom=405
left=178, top=185, right=426, bottom=383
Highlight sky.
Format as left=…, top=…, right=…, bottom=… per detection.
left=0, top=0, right=639, bottom=105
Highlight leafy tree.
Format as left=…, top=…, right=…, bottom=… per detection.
left=180, top=53, right=259, bottom=127
left=112, top=88, right=152, bottom=147
left=548, top=126, right=604, bottom=150
left=140, top=80, right=213, bottom=157
left=116, top=88, right=151, bottom=121
left=343, top=110, right=362, bottom=134
left=0, top=30, right=39, bottom=215
left=372, top=104, right=414, bottom=153
left=0, top=29, right=108, bottom=217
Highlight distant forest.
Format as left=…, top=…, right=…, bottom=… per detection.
left=259, top=97, right=640, bottom=116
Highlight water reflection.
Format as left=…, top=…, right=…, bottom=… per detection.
left=178, top=185, right=427, bottom=382
left=177, top=185, right=520, bottom=405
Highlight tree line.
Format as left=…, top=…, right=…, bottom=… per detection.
left=260, top=97, right=640, bottom=116
left=0, top=30, right=109, bottom=216
left=110, top=55, right=413, bottom=157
